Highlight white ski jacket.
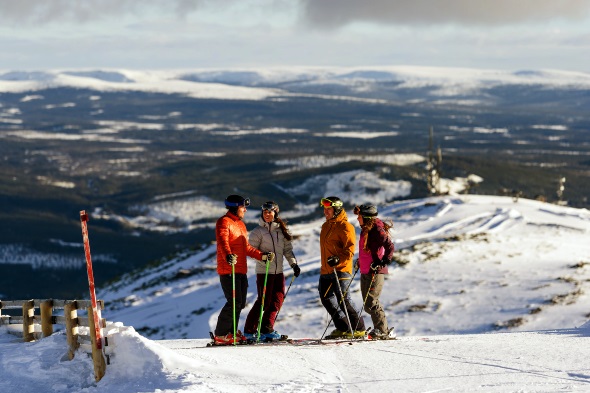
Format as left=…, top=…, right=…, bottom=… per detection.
left=249, top=217, right=297, bottom=275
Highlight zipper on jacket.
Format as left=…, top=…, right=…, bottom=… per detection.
left=267, top=222, right=278, bottom=274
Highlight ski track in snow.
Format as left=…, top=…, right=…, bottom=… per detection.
left=154, top=328, right=590, bottom=392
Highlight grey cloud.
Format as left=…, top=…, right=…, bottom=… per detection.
left=300, top=0, right=590, bottom=28
left=0, top=0, right=219, bottom=25
left=4, top=0, right=589, bottom=28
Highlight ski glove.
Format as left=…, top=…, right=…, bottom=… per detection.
left=371, top=257, right=390, bottom=271
left=262, top=252, right=275, bottom=264
left=226, top=253, right=238, bottom=265
left=327, top=255, right=340, bottom=267
left=292, top=264, right=301, bottom=278
left=370, top=261, right=384, bottom=272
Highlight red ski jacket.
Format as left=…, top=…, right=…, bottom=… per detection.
left=216, top=211, right=263, bottom=275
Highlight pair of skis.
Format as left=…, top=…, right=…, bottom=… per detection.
left=206, top=328, right=396, bottom=347
left=206, top=331, right=289, bottom=347
left=287, top=329, right=396, bottom=346
left=323, top=327, right=396, bottom=341
left=206, top=337, right=394, bottom=347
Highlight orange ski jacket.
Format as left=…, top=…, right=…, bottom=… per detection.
left=216, top=211, right=263, bottom=275
left=319, top=210, right=356, bottom=275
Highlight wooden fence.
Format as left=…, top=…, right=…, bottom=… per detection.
left=0, top=299, right=108, bottom=382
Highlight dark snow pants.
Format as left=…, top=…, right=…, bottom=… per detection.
left=244, top=273, right=285, bottom=334
left=214, top=273, right=248, bottom=337
left=318, top=271, right=365, bottom=332
left=360, top=273, right=388, bottom=333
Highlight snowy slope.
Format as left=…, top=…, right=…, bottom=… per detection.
left=2, top=194, right=590, bottom=392
left=1, top=323, right=589, bottom=392
left=99, top=195, right=590, bottom=339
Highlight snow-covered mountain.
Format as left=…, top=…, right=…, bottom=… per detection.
left=2, top=66, right=590, bottom=104
left=99, top=194, right=590, bottom=340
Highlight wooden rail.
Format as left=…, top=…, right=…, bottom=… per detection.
left=0, top=299, right=108, bottom=381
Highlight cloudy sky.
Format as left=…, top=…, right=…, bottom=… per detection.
left=1, top=0, right=589, bottom=72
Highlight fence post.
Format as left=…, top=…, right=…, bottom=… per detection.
left=87, top=306, right=106, bottom=382
left=22, top=300, right=35, bottom=342
left=40, top=300, right=54, bottom=338
left=64, top=301, right=79, bottom=360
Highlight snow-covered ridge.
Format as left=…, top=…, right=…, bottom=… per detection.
left=1, top=66, right=589, bottom=101
left=0, top=69, right=283, bottom=100
left=91, top=169, right=416, bottom=233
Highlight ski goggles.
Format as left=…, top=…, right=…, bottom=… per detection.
left=261, top=202, right=279, bottom=212
left=226, top=198, right=251, bottom=207
left=319, top=198, right=343, bottom=208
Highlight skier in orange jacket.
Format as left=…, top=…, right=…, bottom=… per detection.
left=319, top=196, right=366, bottom=338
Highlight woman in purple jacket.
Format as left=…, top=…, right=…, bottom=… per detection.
left=354, top=204, right=395, bottom=339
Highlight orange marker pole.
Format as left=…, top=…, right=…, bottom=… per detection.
left=80, top=210, right=103, bottom=350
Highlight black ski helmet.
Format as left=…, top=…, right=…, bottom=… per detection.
left=261, top=201, right=279, bottom=217
left=224, top=194, right=250, bottom=209
left=321, top=196, right=344, bottom=215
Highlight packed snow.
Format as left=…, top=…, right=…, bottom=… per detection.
left=2, top=194, right=590, bottom=392
left=1, top=322, right=589, bottom=392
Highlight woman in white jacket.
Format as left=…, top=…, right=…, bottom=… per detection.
left=243, top=201, right=300, bottom=340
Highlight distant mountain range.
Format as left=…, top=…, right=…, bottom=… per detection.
left=2, top=66, right=590, bottom=105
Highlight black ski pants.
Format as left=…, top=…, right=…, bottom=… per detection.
left=214, top=273, right=248, bottom=337
left=318, top=270, right=365, bottom=332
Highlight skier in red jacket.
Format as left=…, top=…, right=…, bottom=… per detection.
left=213, top=194, right=273, bottom=345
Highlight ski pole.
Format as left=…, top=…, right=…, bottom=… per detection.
left=256, top=258, right=271, bottom=343
left=319, top=264, right=358, bottom=340
left=232, top=263, right=236, bottom=346
left=354, top=272, right=377, bottom=333
left=332, top=268, right=355, bottom=340
left=273, top=275, right=295, bottom=326
left=319, top=268, right=357, bottom=340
